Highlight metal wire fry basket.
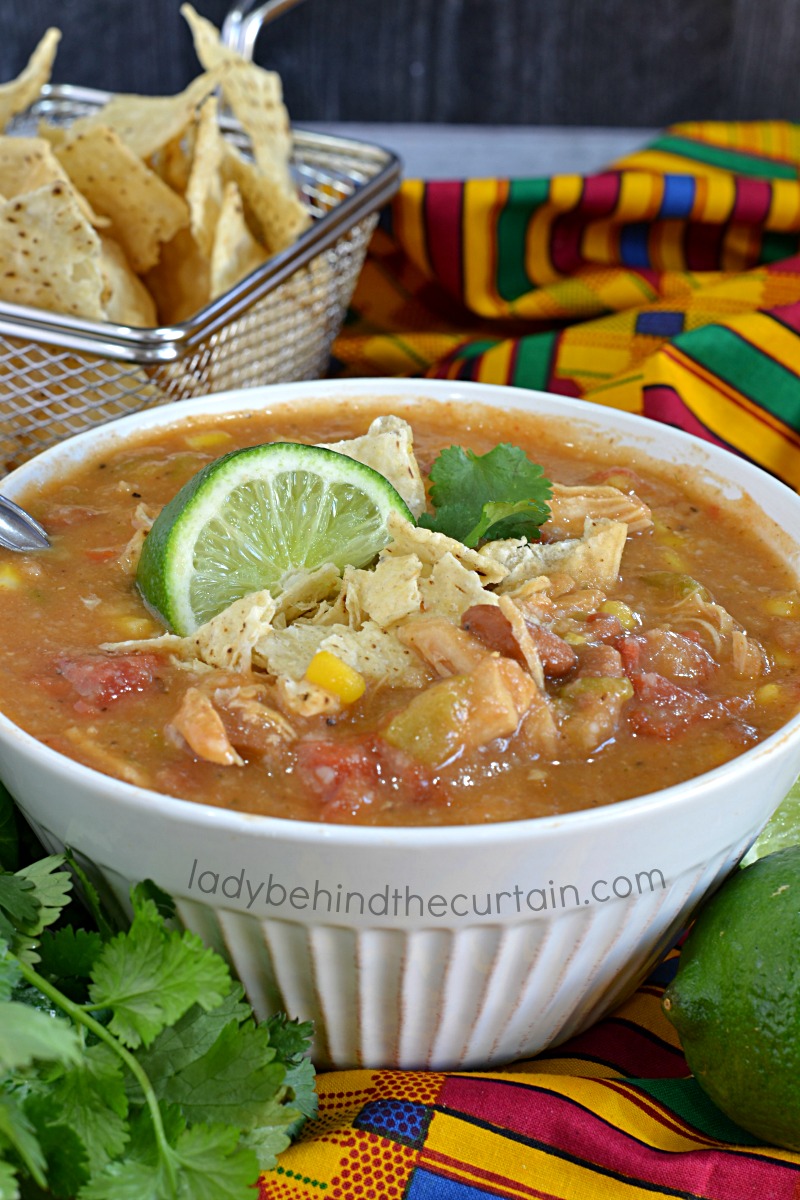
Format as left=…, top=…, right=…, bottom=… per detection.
left=0, top=86, right=401, bottom=473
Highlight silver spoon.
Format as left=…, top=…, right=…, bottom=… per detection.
left=0, top=495, right=50, bottom=551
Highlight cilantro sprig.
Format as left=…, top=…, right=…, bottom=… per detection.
left=0, top=786, right=316, bottom=1199
left=418, top=443, right=552, bottom=546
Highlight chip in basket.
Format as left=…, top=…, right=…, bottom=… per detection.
left=0, top=9, right=311, bottom=328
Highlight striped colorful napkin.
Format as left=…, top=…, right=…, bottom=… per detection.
left=334, top=120, right=800, bottom=491
left=259, top=122, right=800, bottom=1198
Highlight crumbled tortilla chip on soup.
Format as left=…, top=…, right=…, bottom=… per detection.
left=0, top=181, right=105, bottom=318
left=0, top=28, right=60, bottom=132
left=344, top=555, right=423, bottom=629
left=273, top=563, right=343, bottom=626
left=190, top=590, right=276, bottom=673
left=420, top=553, right=499, bottom=623
left=210, top=179, right=267, bottom=298
left=54, top=126, right=189, bottom=274
left=485, top=518, right=628, bottom=593
left=383, top=511, right=508, bottom=585
left=321, top=416, right=427, bottom=519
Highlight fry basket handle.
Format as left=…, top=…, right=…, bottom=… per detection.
left=221, top=0, right=308, bottom=60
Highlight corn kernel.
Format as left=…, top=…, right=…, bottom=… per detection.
left=562, top=632, right=587, bottom=646
left=305, top=650, right=366, bottom=704
left=756, top=683, right=783, bottom=704
left=599, top=599, right=640, bottom=630
left=0, top=564, right=22, bottom=589
left=114, top=615, right=162, bottom=639
left=763, top=594, right=800, bottom=619
left=185, top=430, right=234, bottom=451
left=771, top=647, right=797, bottom=668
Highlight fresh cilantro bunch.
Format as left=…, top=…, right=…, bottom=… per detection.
left=418, top=443, right=552, bottom=546
left=0, top=786, right=316, bottom=1200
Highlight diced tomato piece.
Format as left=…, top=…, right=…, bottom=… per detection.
left=627, top=671, right=743, bottom=739
left=55, top=652, right=165, bottom=712
left=616, top=634, right=644, bottom=676
left=296, top=734, right=433, bottom=819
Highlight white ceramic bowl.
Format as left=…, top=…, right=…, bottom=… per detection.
left=2, top=379, right=800, bottom=1071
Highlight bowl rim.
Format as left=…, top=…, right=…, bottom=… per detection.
left=3, top=375, right=800, bottom=848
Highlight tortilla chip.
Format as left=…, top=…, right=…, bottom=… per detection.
left=190, top=590, right=276, bottom=672
left=151, top=124, right=197, bottom=195
left=99, top=234, right=157, bottom=327
left=500, top=518, right=629, bottom=593
left=420, top=553, right=497, bottom=623
left=221, top=140, right=309, bottom=255
left=344, top=555, right=423, bottom=629
left=273, top=563, right=343, bottom=626
left=255, top=619, right=426, bottom=687
left=64, top=70, right=222, bottom=161
left=185, top=96, right=223, bottom=259
left=383, top=511, right=508, bottom=585
left=321, top=416, right=427, bottom=518
left=0, top=181, right=105, bottom=319
left=496, top=594, right=545, bottom=689
left=0, top=136, right=108, bottom=229
left=54, top=125, right=189, bottom=272
left=144, top=226, right=209, bottom=323
left=0, top=28, right=60, bottom=132
left=210, top=179, right=267, bottom=298
left=181, top=5, right=292, bottom=169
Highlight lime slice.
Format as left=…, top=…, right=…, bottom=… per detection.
left=136, top=442, right=414, bottom=634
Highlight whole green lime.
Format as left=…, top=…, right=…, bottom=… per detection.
left=663, top=845, right=800, bottom=1148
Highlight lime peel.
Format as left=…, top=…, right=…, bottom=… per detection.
left=136, top=442, right=414, bottom=635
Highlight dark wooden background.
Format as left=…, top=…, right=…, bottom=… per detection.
left=2, top=0, right=798, bottom=127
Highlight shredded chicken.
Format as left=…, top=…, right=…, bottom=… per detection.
left=168, top=688, right=244, bottom=766
left=543, top=483, right=652, bottom=537
left=397, top=616, right=490, bottom=676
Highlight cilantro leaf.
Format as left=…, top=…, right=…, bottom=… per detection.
left=22, top=1095, right=90, bottom=1199
left=0, top=1156, right=21, bottom=1200
left=0, top=877, right=39, bottom=933
left=45, top=1044, right=129, bottom=1174
left=130, top=988, right=252, bottom=1104
left=0, top=1091, right=47, bottom=1190
left=160, top=1020, right=285, bottom=1128
left=264, top=1014, right=317, bottom=1124
left=13, top=859, right=71, bottom=936
left=88, top=899, right=231, bottom=1048
left=37, top=927, right=104, bottom=988
left=172, top=1123, right=260, bottom=1200
left=419, top=443, right=552, bottom=546
left=0, top=1001, right=81, bottom=1073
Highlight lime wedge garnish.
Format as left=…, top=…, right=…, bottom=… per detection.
left=136, top=442, right=414, bottom=634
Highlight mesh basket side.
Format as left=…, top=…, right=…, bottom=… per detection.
left=0, top=214, right=377, bottom=473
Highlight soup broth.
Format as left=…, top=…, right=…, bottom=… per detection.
left=1, top=397, right=799, bottom=825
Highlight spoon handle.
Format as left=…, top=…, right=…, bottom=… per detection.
left=0, top=495, right=50, bottom=552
